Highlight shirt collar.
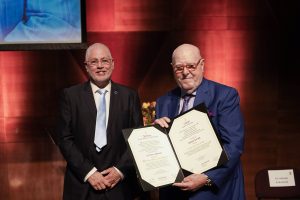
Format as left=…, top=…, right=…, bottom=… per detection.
left=90, top=81, right=111, bottom=94
left=181, top=90, right=196, bottom=97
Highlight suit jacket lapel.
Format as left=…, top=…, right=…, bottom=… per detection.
left=169, top=88, right=181, bottom=118
left=83, top=81, right=97, bottom=114
left=194, top=78, right=210, bottom=107
left=106, top=82, right=119, bottom=147
left=82, top=81, right=97, bottom=142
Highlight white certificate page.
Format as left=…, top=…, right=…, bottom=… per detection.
left=169, top=110, right=223, bottom=174
left=128, top=127, right=181, bottom=187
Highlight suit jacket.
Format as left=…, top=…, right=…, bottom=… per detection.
left=57, top=81, right=143, bottom=200
left=156, top=78, right=245, bottom=200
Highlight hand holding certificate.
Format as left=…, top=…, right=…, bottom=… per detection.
left=122, top=103, right=228, bottom=191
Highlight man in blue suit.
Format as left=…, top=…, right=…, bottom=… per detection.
left=155, top=44, right=245, bottom=200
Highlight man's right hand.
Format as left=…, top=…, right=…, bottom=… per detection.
left=87, top=171, right=111, bottom=191
left=154, top=117, right=171, bottom=128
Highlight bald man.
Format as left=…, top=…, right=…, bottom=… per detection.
left=155, top=44, right=245, bottom=200
left=57, top=43, right=143, bottom=200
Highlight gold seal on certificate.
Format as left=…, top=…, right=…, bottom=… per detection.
left=122, top=103, right=228, bottom=191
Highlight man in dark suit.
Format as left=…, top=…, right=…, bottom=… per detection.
left=57, top=43, right=143, bottom=200
left=155, top=44, right=245, bottom=200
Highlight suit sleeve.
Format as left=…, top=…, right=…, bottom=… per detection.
left=205, top=88, right=245, bottom=188
left=57, top=89, right=94, bottom=181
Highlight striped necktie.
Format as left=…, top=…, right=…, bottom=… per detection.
left=180, top=94, right=194, bottom=114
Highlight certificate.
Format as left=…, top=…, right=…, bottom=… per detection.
left=123, top=126, right=184, bottom=191
left=122, top=103, right=228, bottom=191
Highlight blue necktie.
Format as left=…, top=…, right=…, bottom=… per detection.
left=180, top=94, right=193, bottom=114
left=94, top=89, right=107, bottom=151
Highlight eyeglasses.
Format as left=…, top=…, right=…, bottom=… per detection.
left=85, top=57, right=113, bottom=67
left=172, top=59, right=202, bottom=73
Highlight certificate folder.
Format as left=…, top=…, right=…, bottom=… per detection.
left=122, top=103, right=228, bottom=191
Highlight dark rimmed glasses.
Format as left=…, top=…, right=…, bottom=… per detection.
left=172, top=59, right=202, bottom=73
left=85, top=57, right=113, bottom=67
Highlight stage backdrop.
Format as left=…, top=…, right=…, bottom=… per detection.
left=0, top=0, right=299, bottom=199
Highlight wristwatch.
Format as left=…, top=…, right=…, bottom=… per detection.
left=205, top=175, right=213, bottom=187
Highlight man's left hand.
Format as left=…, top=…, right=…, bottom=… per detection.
left=100, top=167, right=122, bottom=189
left=173, top=173, right=207, bottom=192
